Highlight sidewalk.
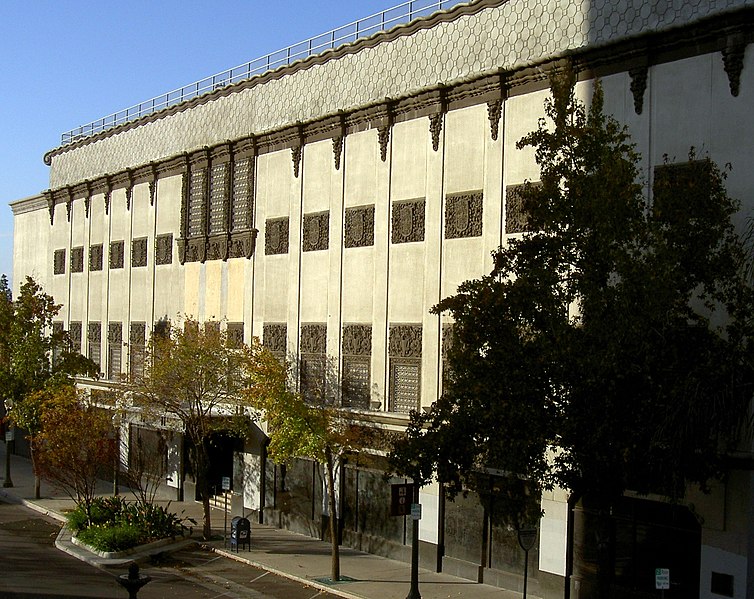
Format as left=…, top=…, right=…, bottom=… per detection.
left=0, top=442, right=521, bottom=599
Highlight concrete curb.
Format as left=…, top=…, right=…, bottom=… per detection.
left=210, top=545, right=367, bottom=599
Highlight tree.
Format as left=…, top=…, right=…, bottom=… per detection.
left=243, top=349, right=365, bottom=583
left=390, top=71, right=754, bottom=597
left=34, top=385, right=116, bottom=522
left=2, top=277, right=98, bottom=498
left=126, top=319, right=258, bottom=540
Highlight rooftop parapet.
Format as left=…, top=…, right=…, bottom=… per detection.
left=60, top=0, right=467, bottom=146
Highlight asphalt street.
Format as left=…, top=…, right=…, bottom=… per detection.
left=0, top=499, right=336, bottom=599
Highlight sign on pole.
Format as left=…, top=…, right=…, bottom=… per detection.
left=411, top=503, right=422, bottom=521
left=655, top=568, right=670, bottom=590
left=222, top=476, right=231, bottom=491
left=390, top=483, right=413, bottom=516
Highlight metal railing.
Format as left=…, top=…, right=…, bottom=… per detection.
left=61, top=0, right=468, bottom=145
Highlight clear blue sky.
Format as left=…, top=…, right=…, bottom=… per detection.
left=0, top=0, right=423, bottom=288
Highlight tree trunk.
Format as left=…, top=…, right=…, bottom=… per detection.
left=191, top=436, right=213, bottom=540
left=594, top=500, right=615, bottom=599
left=30, top=444, right=40, bottom=500
left=324, top=446, right=340, bottom=582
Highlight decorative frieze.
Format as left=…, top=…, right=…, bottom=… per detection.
left=265, top=217, right=289, bottom=255
left=344, top=205, right=375, bottom=248
left=445, top=192, right=483, bottom=239
left=207, top=235, right=229, bottom=262
left=263, top=323, right=287, bottom=355
left=342, top=324, right=372, bottom=357
left=53, top=249, right=66, bottom=275
left=70, top=247, right=84, bottom=273
left=227, top=322, right=244, bottom=348
left=505, top=183, right=533, bottom=234
left=155, top=234, right=173, bottom=265
left=108, top=322, right=123, bottom=344
left=391, top=199, right=425, bottom=244
left=88, top=322, right=102, bottom=343
left=89, top=244, right=103, bottom=271
left=110, top=240, right=125, bottom=269
left=229, top=230, right=257, bottom=259
left=389, top=324, right=422, bottom=358
left=301, top=324, right=327, bottom=355
left=131, top=237, right=148, bottom=268
left=302, top=211, right=329, bottom=252
left=129, top=322, right=146, bottom=345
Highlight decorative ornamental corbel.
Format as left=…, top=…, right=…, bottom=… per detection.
left=104, top=176, right=112, bottom=215
left=291, top=127, right=304, bottom=178
left=375, top=101, right=393, bottom=163
left=429, top=90, right=446, bottom=152
left=125, top=170, right=134, bottom=211
left=487, top=100, right=503, bottom=141
left=65, top=188, right=73, bottom=222
left=84, top=181, right=91, bottom=218
left=332, top=114, right=346, bottom=171
left=148, top=163, right=158, bottom=206
left=629, top=65, right=648, bottom=115
left=44, top=190, right=54, bottom=225
left=722, top=33, right=747, bottom=97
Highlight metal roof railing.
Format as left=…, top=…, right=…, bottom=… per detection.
left=61, top=0, right=467, bottom=145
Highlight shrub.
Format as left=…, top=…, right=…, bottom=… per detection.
left=77, top=524, right=142, bottom=552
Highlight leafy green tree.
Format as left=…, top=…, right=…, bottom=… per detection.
left=244, top=351, right=364, bottom=583
left=2, top=277, right=98, bottom=497
left=127, top=319, right=259, bottom=540
left=390, top=72, right=754, bottom=597
left=33, top=385, right=116, bottom=523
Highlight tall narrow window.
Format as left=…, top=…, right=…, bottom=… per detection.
left=208, top=162, right=228, bottom=235
left=388, top=325, right=422, bottom=413
left=88, top=322, right=102, bottom=371
left=69, top=322, right=82, bottom=354
left=300, top=324, right=327, bottom=404
left=129, top=322, right=146, bottom=380
left=231, top=158, right=252, bottom=232
left=188, top=168, right=206, bottom=238
left=107, top=323, right=122, bottom=380
left=342, top=325, right=372, bottom=409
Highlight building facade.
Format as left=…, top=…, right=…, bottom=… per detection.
left=11, top=1, right=754, bottom=597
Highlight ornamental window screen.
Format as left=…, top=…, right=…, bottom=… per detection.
left=344, top=205, right=375, bottom=248
left=188, top=168, right=207, bottom=238
left=129, top=322, right=146, bottom=380
left=388, top=325, right=422, bottom=414
left=445, top=192, right=483, bottom=239
left=110, top=241, right=124, bottom=269
left=70, top=247, right=84, bottom=273
left=265, top=217, right=289, bottom=255
left=107, top=323, right=123, bottom=380
left=442, top=323, right=455, bottom=389
left=69, top=322, right=82, bottom=354
left=89, top=244, right=103, bottom=271
left=342, top=325, right=372, bottom=409
left=88, top=322, right=102, bottom=371
left=391, top=199, right=425, bottom=244
left=131, top=238, right=148, bottom=268
left=208, top=162, right=229, bottom=235
left=53, top=249, right=66, bottom=275
left=231, top=158, right=253, bottom=232
left=155, top=234, right=173, bottom=265
left=300, top=324, right=327, bottom=404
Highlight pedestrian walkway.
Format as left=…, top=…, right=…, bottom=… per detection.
left=0, top=442, right=524, bottom=599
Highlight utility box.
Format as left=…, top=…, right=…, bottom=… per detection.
left=230, top=516, right=251, bottom=552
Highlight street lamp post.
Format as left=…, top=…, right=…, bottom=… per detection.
left=112, top=412, right=121, bottom=496
left=3, top=399, right=14, bottom=488
left=406, top=481, right=421, bottom=599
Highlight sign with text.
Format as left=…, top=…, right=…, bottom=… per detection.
left=221, top=476, right=231, bottom=491
left=390, top=483, right=413, bottom=517
left=655, top=568, right=670, bottom=590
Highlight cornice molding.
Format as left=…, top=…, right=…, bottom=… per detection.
left=41, top=7, right=754, bottom=214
